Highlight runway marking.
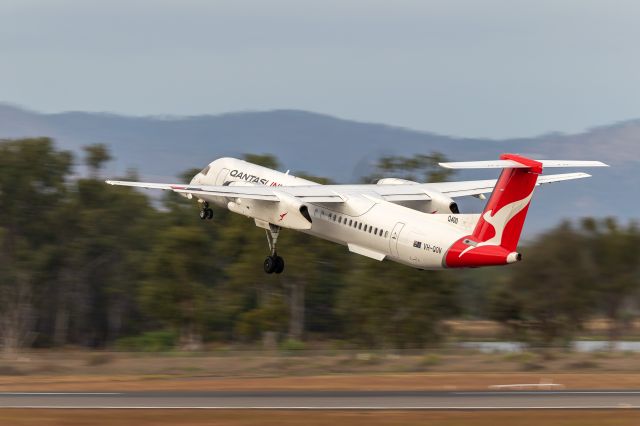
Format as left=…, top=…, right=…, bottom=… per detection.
left=0, top=393, right=121, bottom=396
left=455, top=391, right=640, bottom=395
left=1, top=406, right=640, bottom=410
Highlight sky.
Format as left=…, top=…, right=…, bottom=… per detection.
left=1, top=0, right=640, bottom=138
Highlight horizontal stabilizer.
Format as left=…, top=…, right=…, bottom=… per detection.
left=439, top=159, right=608, bottom=169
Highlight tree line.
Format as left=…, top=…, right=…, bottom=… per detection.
left=0, top=138, right=637, bottom=352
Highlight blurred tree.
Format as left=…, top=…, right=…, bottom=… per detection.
left=243, top=153, right=280, bottom=170
left=140, top=226, right=217, bottom=350
left=488, top=221, right=596, bottom=346
left=363, top=153, right=453, bottom=183
left=338, top=258, right=459, bottom=348
left=0, top=138, right=72, bottom=354
left=83, top=143, right=112, bottom=178
left=36, top=166, right=158, bottom=347
left=581, top=218, right=640, bottom=344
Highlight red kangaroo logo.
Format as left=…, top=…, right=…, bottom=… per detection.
left=279, top=212, right=288, bottom=221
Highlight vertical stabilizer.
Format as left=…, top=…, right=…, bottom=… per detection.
left=445, top=154, right=542, bottom=267
left=471, top=154, right=541, bottom=251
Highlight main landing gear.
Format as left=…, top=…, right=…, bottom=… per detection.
left=199, top=201, right=213, bottom=220
left=264, top=225, right=284, bottom=274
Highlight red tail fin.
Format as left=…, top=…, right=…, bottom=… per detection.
left=445, top=154, right=542, bottom=267
left=472, top=154, right=541, bottom=251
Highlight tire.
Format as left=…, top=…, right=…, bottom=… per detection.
left=264, top=256, right=276, bottom=274
left=274, top=256, right=285, bottom=274
left=206, top=208, right=213, bottom=219
left=199, top=210, right=207, bottom=220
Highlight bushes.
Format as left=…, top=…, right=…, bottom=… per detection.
left=114, top=330, right=178, bottom=352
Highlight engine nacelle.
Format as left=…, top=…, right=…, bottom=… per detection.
left=376, top=178, right=459, bottom=214
left=426, top=190, right=460, bottom=214
left=227, top=190, right=312, bottom=230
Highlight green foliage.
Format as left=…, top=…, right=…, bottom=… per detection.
left=243, top=153, right=280, bottom=169
left=420, top=353, right=442, bottom=367
left=487, top=219, right=640, bottom=347
left=140, top=226, right=219, bottom=347
left=83, top=143, right=112, bottom=177
left=233, top=297, right=288, bottom=341
left=115, top=330, right=178, bottom=352
left=338, top=259, right=460, bottom=348
left=363, top=152, right=453, bottom=183
left=280, top=338, right=306, bottom=351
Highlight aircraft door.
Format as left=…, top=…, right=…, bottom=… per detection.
left=389, top=222, right=405, bottom=257
left=215, top=168, right=230, bottom=185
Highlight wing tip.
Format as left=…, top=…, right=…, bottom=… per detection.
left=439, top=162, right=458, bottom=169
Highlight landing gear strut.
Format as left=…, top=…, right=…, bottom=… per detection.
left=264, top=224, right=284, bottom=274
left=199, top=201, right=213, bottom=220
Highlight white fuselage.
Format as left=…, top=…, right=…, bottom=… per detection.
left=192, top=158, right=477, bottom=269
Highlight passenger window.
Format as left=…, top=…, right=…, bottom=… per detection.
left=333, top=214, right=337, bottom=221
left=358, top=223, right=362, bottom=230
left=379, top=229, right=383, bottom=236
left=374, top=227, right=378, bottom=234
left=349, top=219, right=353, bottom=226
left=369, top=227, right=372, bottom=233
left=384, top=231, right=388, bottom=238
left=338, top=217, right=342, bottom=224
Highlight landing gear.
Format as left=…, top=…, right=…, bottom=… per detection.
left=199, top=201, right=213, bottom=220
left=264, top=255, right=284, bottom=274
left=264, top=225, right=285, bottom=274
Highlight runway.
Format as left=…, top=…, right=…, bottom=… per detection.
left=0, top=390, right=640, bottom=410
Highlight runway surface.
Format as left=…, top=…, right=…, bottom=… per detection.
left=1, top=390, right=640, bottom=409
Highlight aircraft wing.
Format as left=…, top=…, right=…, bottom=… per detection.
left=106, top=172, right=591, bottom=203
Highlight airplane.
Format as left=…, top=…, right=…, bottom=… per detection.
left=106, top=153, right=607, bottom=274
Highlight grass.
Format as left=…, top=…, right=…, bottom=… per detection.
left=0, top=410, right=638, bottom=426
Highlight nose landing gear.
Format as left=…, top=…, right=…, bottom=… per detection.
left=199, top=201, right=213, bottom=220
left=264, top=225, right=285, bottom=274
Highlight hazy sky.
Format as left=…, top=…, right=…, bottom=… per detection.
left=1, top=0, right=640, bottom=138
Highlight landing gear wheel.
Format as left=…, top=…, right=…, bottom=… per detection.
left=263, top=225, right=285, bottom=274
left=263, top=255, right=285, bottom=274
left=199, top=202, right=213, bottom=220
left=264, top=256, right=277, bottom=274
left=274, top=256, right=284, bottom=274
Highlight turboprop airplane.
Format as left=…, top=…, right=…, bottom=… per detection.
left=106, top=154, right=607, bottom=274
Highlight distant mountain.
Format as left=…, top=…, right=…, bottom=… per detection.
left=0, top=104, right=636, bottom=234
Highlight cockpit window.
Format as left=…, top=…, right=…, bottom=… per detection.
left=200, top=165, right=211, bottom=175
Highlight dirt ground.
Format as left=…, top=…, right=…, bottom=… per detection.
left=0, top=410, right=638, bottom=426
left=1, top=350, right=640, bottom=391
left=1, top=372, right=640, bottom=392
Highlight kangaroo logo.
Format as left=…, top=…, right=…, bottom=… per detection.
left=279, top=212, right=288, bottom=221
left=459, top=189, right=534, bottom=257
